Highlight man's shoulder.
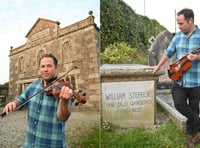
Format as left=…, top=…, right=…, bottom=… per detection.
left=195, top=28, right=200, bottom=33
left=28, top=79, right=42, bottom=88
left=31, top=79, right=42, bottom=84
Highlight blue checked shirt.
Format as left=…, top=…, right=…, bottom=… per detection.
left=16, top=79, right=72, bottom=148
left=165, top=27, right=200, bottom=88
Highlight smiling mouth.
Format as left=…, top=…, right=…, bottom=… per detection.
left=43, top=73, right=50, bottom=77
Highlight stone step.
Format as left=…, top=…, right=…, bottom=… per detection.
left=156, top=95, right=187, bottom=131
left=156, top=89, right=200, bottom=131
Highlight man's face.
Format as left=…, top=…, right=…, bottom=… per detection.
left=39, top=57, right=57, bottom=81
left=176, top=14, right=192, bottom=35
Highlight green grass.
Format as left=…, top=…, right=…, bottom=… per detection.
left=77, top=120, right=187, bottom=148
left=99, top=120, right=186, bottom=148
left=74, top=113, right=200, bottom=148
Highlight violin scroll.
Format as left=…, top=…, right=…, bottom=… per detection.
left=73, top=89, right=87, bottom=106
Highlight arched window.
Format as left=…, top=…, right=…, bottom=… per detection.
left=62, top=40, right=70, bottom=63
left=18, top=56, right=24, bottom=72
left=37, top=50, right=45, bottom=68
left=66, top=75, right=76, bottom=89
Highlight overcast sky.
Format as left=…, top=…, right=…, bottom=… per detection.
left=0, top=0, right=100, bottom=84
left=123, top=0, right=200, bottom=33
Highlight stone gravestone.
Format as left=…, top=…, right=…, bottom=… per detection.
left=148, top=30, right=174, bottom=88
left=101, top=64, right=164, bottom=128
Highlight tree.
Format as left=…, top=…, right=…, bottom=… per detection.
left=100, top=0, right=166, bottom=53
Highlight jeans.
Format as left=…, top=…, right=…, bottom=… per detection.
left=171, top=82, right=200, bottom=135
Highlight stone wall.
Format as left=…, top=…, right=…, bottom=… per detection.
left=9, top=11, right=100, bottom=111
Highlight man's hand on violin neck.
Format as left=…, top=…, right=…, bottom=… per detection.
left=187, top=53, right=200, bottom=61
left=59, top=86, right=73, bottom=100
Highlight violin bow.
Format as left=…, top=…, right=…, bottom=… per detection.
left=1, top=66, right=78, bottom=117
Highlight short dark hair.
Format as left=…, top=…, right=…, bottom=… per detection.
left=177, top=8, right=194, bottom=21
left=39, top=53, right=58, bottom=67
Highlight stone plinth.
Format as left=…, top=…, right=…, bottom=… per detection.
left=100, top=64, right=164, bottom=128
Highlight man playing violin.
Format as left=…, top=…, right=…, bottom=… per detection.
left=2, top=53, right=73, bottom=147
left=149, top=8, right=200, bottom=148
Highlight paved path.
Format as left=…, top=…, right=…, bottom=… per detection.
left=156, top=89, right=174, bottom=106
left=0, top=109, right=99, bottom=148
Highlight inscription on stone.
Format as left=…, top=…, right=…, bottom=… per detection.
left=102, top=81, right=155, bottom=128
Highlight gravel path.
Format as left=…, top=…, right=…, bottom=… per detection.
left=0, top=108, right=100, bottom=148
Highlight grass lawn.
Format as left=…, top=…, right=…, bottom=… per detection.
left=73, top=107, right=200, bottom=148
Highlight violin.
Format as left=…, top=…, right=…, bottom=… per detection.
left=44, top=79, right=87, bottom=105
left=168, top=48, right=200, bottom=81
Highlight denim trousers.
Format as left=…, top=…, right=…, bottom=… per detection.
left=171, top=82, right=200, bottom=135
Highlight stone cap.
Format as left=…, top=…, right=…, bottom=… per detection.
left=100, top=64, right=164, bottom=77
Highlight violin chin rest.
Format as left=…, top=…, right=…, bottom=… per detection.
left=82, top=92, right=86, bottom=96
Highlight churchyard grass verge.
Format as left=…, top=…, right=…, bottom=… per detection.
left=74, top=106, right=200, bottom=148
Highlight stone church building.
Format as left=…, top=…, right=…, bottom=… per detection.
left=9, top=11, right=100, bottom=111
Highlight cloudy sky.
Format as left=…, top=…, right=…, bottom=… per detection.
left=123, top=0, right=200, bottom=33
left=0, top=0, right=100, bottom=84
